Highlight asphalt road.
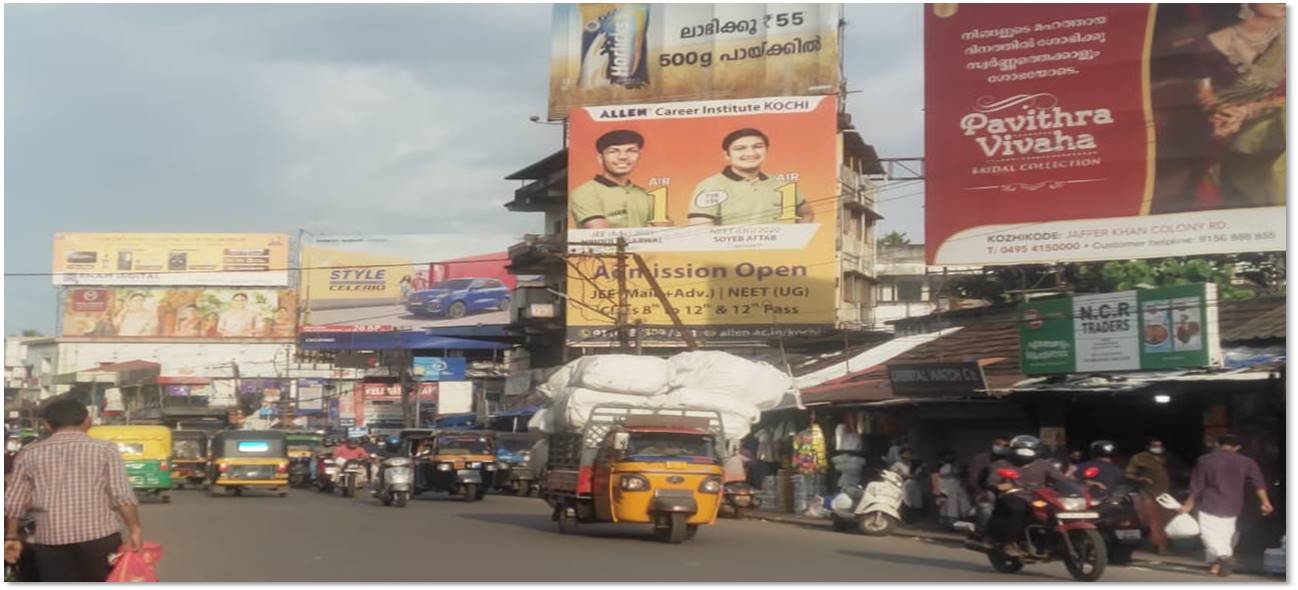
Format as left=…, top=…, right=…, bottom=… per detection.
left=306, top=305, right=509, bottom=329
left=140, top=488, right=1271, bottom=582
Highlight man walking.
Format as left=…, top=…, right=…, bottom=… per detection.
left=1178, top=434, right=1273, bottom=577
left=4, top=398, right=143, bottom=581
left=1125, top=436, right=1174, bottom=554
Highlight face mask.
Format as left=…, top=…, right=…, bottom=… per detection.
left=993, top=445, right=1006, bottom=454
left=1149, top=446, right=1164, bottom=455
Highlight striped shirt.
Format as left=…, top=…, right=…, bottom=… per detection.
left=5, top=431, right=137, bottom=545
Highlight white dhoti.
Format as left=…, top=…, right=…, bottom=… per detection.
left=1198, top=511, right=1241, bottom=563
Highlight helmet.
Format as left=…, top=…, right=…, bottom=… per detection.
left=1089, top=440, right=1116, bottom=458
left=1008, top=435, right=1042, bottom=465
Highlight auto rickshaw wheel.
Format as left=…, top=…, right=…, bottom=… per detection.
left=233, top=487, right=243, bottom=497
left=463, top=484, right=479, bottom=502
left=207, top=484, right=222, bottom=497
left=657, top=512, right=688, bottom=544
left=277, top=490, right=288, bottom=498
left=161, top=494, right=171, bottom=504
left=555, top=504, right=578, bottom=535
left=685, top=524, right=700, bottom=540
left=176, top=484, right=185, bottom=491
left=394, top=492, right=409, bottom=508
left=516, top=484, right=530, bottom=497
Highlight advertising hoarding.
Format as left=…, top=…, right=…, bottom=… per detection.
left=61, top=287, right=297, bottom=340
left=924, top=4, right=1286, bottom=265
left=565, top=95, right=840, bottom=346
left=301, top=236, right=519, bottom=331
left=548, top=4, right=841, bottom=120
left=52, top=233, right=290, bottom=286
left=1019, top=283, right=1221, bottom=375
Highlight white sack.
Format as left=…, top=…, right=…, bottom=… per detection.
left=667, top=351, right=792, bottom=410
left=551, top=387, right=667, bottom=431
left=528, top=439, right=549, bottom=480
left=1165, top=513, right=1201, bottom=539
left=570, top=355, right=671, bottom=395
left=527, top=408, right=553, bottom=434
left=660, top=388, right=761, bottom=424
left=536, top=363, right=577, bottom=400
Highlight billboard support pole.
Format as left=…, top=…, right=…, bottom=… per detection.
left=630, top=253, right=697, bottom=350
left=614, top=238, right=630, bottom=350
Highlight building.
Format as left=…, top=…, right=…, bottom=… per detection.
left=872, top=243, right=983, bottom=330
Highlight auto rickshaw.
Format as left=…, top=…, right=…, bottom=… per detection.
left=170, top=429, right=209, bottom=488
left=495, top=432, right=542, bottom=496
left=208, top=430, right=289, bottom=497
left=541, top=406, right=726, bottom=543
left=284, top=432, right=324, bottom=488
left=401, top=429, right=497, bottom=501
left=88, top=425, right=174, bottom=503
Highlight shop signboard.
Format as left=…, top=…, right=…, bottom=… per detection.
left=1019, top=283, right=1220, bottom=375
left=61, top=287, right=297, bottom=340
left=412, top=357, right=466, bottom=382
left=565, top=95, right=840, bottom=346
left=297, top=378, right=325, bottom=414
left=436, top=381, right=473, bottom=416
left=301, top=236, right=521, bottom=331
left=547, top=4, right=841, bottom=119
left=887, top=361, right=988, bottom=397
left=924, top=4, right=1286, bottom=265
left=52, top=233, right=290, bottom=286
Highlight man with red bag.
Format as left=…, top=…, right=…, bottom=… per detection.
left=4, top=398, right=145, bottom=581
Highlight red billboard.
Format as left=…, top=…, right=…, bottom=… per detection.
left=924, top=4, right=1286, bottom=265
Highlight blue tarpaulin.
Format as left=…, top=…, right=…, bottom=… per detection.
left=493, top=405, right=539, bottom=418
left=434, top=414, right=479, bottom=428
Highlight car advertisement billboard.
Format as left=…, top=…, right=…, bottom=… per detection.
left=60, top=287, right=297, bottom=340
left=547, top=3, right=841, bottom=120
left=565, top=95, right=840, bottom=346
left=300, top=235, right=519, bottom=331
left=924, top=4, right=1286, bottom=265
left=52, top=233, right=290, bottom=286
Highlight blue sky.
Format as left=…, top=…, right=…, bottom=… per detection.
left=4, top=4, right=924, bottom=335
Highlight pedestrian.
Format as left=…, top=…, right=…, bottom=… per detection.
left=930, top=451, right=972, bottom=529
left=3, top=398, right=144, bottom=581
left=1177, top=433, right=1274, bottom=577
left=1125, top=436, right=1174, bottom=554
left=890, top=448, right=924, bottom=520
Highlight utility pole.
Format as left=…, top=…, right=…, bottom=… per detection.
left=564, top=240, right=698, bottom=350
left=614, top=237, right=630, bottom=351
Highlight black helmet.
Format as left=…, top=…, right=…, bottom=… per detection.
left=1089, top=440, right=1116, bottom=458
left=1008, top=435, right=1042, bottom=465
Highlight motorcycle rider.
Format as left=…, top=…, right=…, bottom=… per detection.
left=984, top=435, right=1069, bottom=556
left=968, top=436, right=1011, bottom=528
left=332, top=438, right=372, bottom=481
left=1075, top=440, right=1125, bottom=497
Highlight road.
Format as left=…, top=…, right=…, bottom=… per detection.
left=305, top=304, right=508, bottom=329
left=141, top=488, right=1270, bottom=582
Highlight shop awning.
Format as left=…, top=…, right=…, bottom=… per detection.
left=794, top=328, right=962, bottom=390
left=1003, top=364, right=1283, bottom=395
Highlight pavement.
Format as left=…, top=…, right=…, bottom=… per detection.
left=140, top=487, right=1279, bottom=582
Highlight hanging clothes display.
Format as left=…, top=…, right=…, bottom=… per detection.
left=792, top=427, right=821, bottom=475
left=831, top=453, right=867, bottom=489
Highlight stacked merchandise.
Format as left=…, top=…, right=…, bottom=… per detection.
left=527, top=351, right=796, bottom=443
left=754, top=475, right=778, bottom=512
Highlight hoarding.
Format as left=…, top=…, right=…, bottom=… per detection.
left=565, top=95, right=840, bottom=346
left=301, top=236, right=520, bottom=331
left=1019, top=283, right=1221, bottom=375
left=61, top=287, right=297, bottom=340
left=548, top=4, right=841, bottom=120
left=412, top=357, right=467, bottom=382
left=924, top=4, right=1286, bottom=265
left=52, top=233, right=290, bottom=286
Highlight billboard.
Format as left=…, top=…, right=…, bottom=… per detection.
left=61, top=287, right=297, bottom=340
left=565, top=95, right=839, bottom=346
left=547, top=4, right=841, bottom=119
left=52, top=233, right=290, bottom=286
left=1019, top=283, right=1221, bottom=375
left=300, top=235, right=520, bottom=331
left=412, top=357, right=467, bottom=382
left=924, top=4, right=1286, bottom=265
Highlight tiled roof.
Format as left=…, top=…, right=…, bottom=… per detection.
left=1218, top=295, right=1285, bottom=343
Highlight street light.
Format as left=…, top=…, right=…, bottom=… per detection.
left=1153, top=394, right=1172, bottom=404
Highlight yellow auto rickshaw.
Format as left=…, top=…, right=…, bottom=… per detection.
left=209, top=430, right=289, bottom=497
left=541, top=406, right=726, bottom=543
left=88, top=425, right=174, bottom=503
left=170, top=429, right=209, bottom=488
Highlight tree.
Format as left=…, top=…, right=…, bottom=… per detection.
left=18, top=329, right=43, bottom=337
left=877, top=231, right=911, bottom=249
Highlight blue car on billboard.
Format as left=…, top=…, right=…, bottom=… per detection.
left=405, top=278, right=511, bottom=319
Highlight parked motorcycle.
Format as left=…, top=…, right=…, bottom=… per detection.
left=373, top=456, right=414, bottom=508
left=963, top=467, right=1108, bottom=582
left=719, top=481, right=759, bottom=518
left=830, top=468, right=904, bottom=536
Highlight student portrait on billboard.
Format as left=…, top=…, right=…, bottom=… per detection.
left=687, top=128, right=813, bottom=226
left=569, top=129, right=667, bottom=229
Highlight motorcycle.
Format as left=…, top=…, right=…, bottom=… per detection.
left=830, top=468, right=904, bottom=536
left=719, top=481, right=759, bottom=518
left=337, top=459, right=369, bottom=498
left=1088, top=479, right=1144, bottom=566
left=963, top=467, right=1108, bottom=582
left=373, top=456, right=414, bottom=508
left=315, top=456, right=339, bottom=493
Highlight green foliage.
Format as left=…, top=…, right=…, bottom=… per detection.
left=877, top=231, right=911, bottom=249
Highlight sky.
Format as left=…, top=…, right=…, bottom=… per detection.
left=4, top=3, right=925, bottom=335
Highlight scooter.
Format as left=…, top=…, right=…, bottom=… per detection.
left=719, top=481, right=759, bottom=518
left=963, top=467, right=1108, bottom=582
left=830, top=468, right=904, bottom=536
left=372, top=456, right=414, bottom=508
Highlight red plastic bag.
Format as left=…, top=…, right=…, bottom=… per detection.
left=106, top=543, right=162, bottom=582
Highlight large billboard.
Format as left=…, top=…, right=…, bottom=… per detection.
left=300, top=235, right=518, bottom=331
left=60, top=287, right=297, bottom=340
left=924, top=4, right=1286, bottom=265
left=547, top=4, right=841, bottom=120
left=565, top=95, right=840, bottom=346
left=52, top=233, right=290, bottom=286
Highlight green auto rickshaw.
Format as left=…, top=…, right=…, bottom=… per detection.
left=88, top=425, right=173, bottom=503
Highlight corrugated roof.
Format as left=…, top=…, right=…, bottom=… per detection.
left=1218, top=295, right=1285, bottom=343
